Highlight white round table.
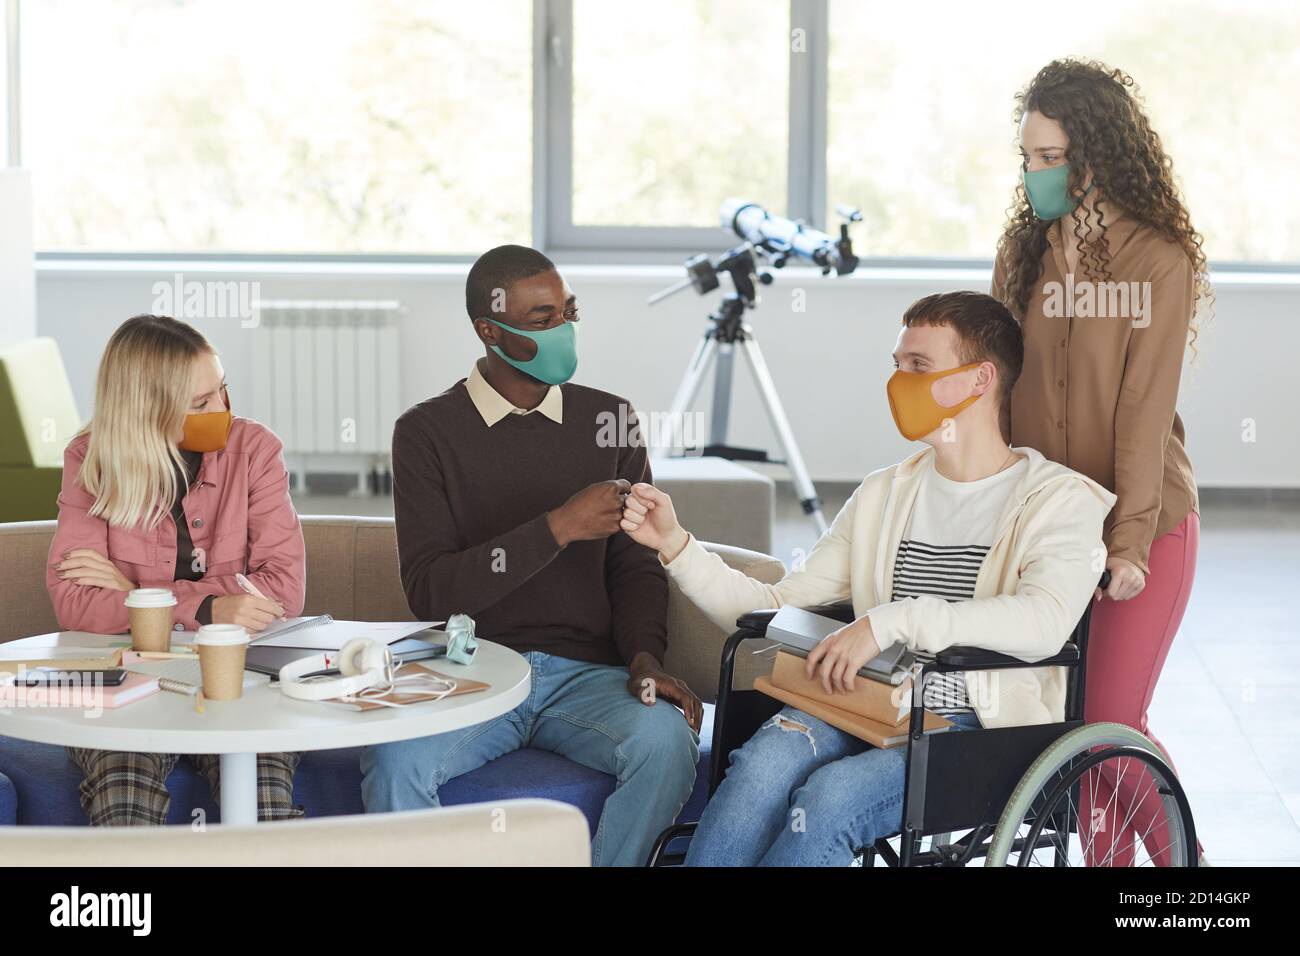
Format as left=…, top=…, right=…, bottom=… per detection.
left=0, top=632, right=531, bottom=825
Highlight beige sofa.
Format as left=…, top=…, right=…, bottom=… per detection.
left=3, top=799, right=593, bottom=867
left=0, top=515, right=786, bottom=700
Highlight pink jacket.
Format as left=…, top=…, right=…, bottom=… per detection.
left=47, top=417, right=307, bottom=634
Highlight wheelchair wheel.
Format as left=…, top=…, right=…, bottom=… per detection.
left=985, top=722, right=1197, bottom=867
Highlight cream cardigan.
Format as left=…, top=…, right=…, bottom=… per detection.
left=662, top=446, right=1116, bottom=729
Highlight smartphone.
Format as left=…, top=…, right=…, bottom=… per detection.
left=12, top=668, right=128, bottom=687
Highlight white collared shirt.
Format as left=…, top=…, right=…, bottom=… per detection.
left=464, top=360, right=563, bottom=427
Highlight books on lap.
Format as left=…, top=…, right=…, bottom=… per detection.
left=765, top=606, right=915, bottom=686
left=756, top=651, right=953, bottom=749
left=770, top=651, right=911, bottom=724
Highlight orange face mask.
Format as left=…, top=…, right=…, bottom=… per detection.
left=886, top=362, right=983, bottom=441
left=179, top=386, right=233, bottom=453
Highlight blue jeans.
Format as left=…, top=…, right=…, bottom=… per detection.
left=360, top=652, right=699, bottom=867
left=684, top=705, right=983, bottom=866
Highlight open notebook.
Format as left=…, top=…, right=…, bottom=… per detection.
left=172, top=617, right=443, bottom=651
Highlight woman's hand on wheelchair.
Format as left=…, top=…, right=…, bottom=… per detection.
left=1096, top=555, right=1146, bottom=602
left=806, top=615, right=882, bottom=695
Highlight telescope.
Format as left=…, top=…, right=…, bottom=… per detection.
left=721, top=198, right=860, bottom=275
left=647, top=199, right=862, bottom=534
left=647, top=199, right=860, bottom=307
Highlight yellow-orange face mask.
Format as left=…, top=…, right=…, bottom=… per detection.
left=179, top=386, right=233, bottom=453
left=886, top=362, right=983, bottom=441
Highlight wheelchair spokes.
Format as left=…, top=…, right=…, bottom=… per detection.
left=992, top=735, right=1198, bottom=867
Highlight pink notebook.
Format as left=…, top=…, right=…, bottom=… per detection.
left=0, top=671, right=160, bottom=709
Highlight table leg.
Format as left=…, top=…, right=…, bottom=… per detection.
left=219, top=752, right=258, bottom=825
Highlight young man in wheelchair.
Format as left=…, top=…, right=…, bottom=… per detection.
left=621, top=290, right=1117, bottom=866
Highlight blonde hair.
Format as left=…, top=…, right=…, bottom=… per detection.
left=76, top=315, right=215, bottom=530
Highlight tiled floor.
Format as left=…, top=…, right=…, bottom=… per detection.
left=295, top=485, right=1300, bottom=866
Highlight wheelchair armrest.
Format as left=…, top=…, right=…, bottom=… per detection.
left=933, top=643, right=1080, bottom=670
left=735, top=609, right=778, bottom=634
left=735, top=602, right=856, bottom=635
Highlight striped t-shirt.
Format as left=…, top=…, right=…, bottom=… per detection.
left=892, top=457, right=1027, bottom=716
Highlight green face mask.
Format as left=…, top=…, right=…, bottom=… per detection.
left=482, top=316, right=579, bottom=385
left=1022, top=163, right=1090, bottom=221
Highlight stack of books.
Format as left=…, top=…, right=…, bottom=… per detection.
left=754, top=606, right=953, bottom=748
left=755, top=651, right=952, bottom=748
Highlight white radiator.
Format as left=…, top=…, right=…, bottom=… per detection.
left=249, top=300, right=403, bottom=494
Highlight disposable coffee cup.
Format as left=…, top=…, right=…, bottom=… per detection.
left=124, top=588, right=178, bottom=652
left=193, top=624, right=251, bottom=700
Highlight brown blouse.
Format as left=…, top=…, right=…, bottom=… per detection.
left=992, top=207, right=1199, bottom=574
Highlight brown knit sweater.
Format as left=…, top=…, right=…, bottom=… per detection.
left=390, top=379, right=667, bottom=668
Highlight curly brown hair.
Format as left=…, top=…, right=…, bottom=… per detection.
left=996, top=59, right=1212, bottom=352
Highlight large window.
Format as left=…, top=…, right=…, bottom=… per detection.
left=570, top=0, right=789, bottom=228
left=9, top=0, right=1299, bottom=264
left=826, top=0, right=1300, bottom=264
left=21, top=0, right=531, bottom=254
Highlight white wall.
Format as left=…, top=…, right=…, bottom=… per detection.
left=0, top=169, right=35, bottom=346
left=34, top=260, right=1300, bottom=486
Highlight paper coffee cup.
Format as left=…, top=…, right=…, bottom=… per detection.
left=124, top=588, right=178, bottom=653
left=194, top=624, right=250, bottom=700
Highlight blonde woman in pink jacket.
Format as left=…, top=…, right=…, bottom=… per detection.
left=47, top=314, right=307, bottom=825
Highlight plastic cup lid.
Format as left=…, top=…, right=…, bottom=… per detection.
left=124, top=588, right=177, bottom=608
left=194, top=624, right=250, bottom=646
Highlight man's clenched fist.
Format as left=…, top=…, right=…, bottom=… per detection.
left=547, top=479, right=631, bottom=546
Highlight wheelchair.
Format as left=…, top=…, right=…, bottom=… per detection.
left=648, top=573, right=1199, bottom=867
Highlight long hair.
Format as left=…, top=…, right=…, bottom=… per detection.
left=76, top=315, right=214, bottom=529
left=996, top=58, right=1212, bottom=352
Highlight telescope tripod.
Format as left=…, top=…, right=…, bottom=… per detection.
left=659, top=291, right=828, bottom=535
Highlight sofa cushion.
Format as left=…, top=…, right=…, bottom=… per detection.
left=0, top=338, right=81, bottom=469
left=0, top=771, right=15, bottom=825
left=0, top=521, right=61, bottom=642
left=0, top=703, right=714, bottom=834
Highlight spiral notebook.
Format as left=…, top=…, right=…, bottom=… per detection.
left=121, top=652, right=269, bottom=694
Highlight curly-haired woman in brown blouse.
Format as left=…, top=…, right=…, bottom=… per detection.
left=992, top=59, right=1210, bottom=867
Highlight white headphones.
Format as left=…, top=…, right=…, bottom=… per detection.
left=278, top=638, right=456, bottom=707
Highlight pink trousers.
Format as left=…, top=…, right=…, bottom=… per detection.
left=1077, top=512, right=1201, bottom=866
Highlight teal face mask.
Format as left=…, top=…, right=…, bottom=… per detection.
left=482, top=316, right=578, bottom=385
left=444, top=613, right=478, bottom=666
left=1022, top=163, right=1090, bottom=221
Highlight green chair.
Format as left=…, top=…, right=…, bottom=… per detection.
left=0, top=338, right=82, bottom=521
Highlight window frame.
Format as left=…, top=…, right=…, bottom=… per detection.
left=4, top=0, right=17, bottom=167
left=537, top=0, right=828, bottom=262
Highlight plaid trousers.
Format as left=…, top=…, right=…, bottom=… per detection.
left=67, top=748, right=306, bottom=826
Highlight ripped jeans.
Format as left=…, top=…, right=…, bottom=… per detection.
left=684, top=705, right=982, bottom=866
